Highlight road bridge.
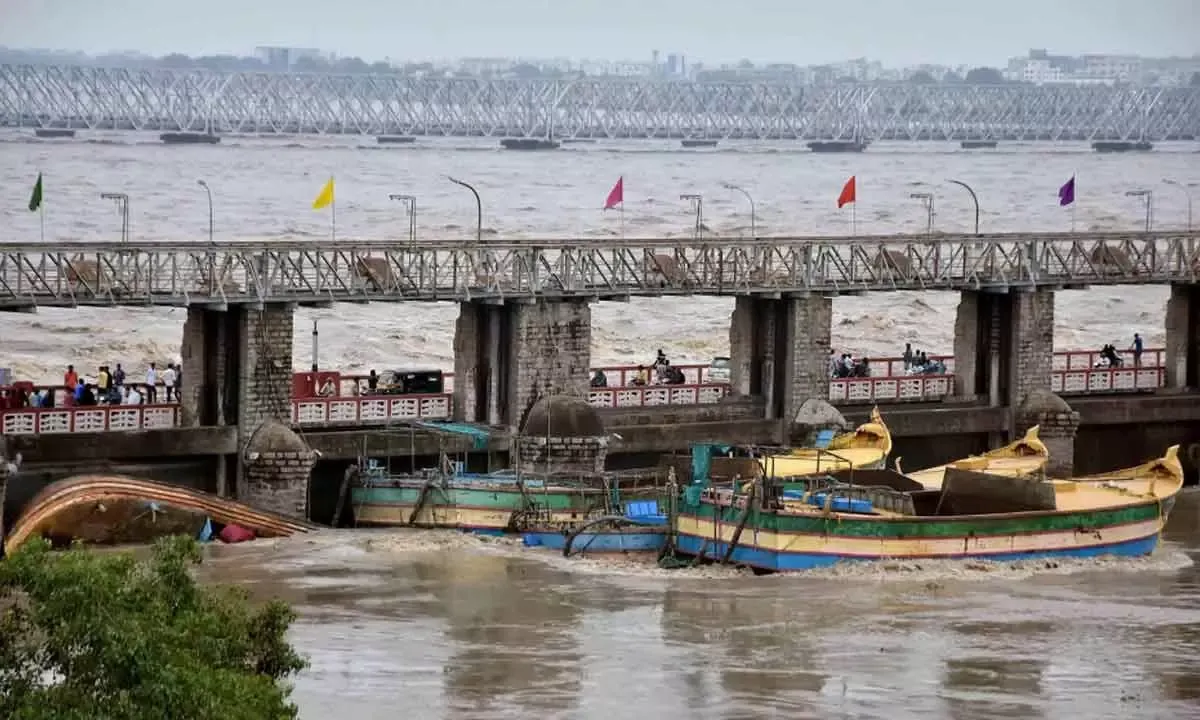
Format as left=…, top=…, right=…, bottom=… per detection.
left=3, top=65, right=1199, bottom=141
left=0, top=231, right=1197, bottom=308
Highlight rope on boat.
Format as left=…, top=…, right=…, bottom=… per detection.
left=406, top=475, right=437, bottom=526
left=720, top=480, right=757, bottom=565
left=562, top=515, right=660, bottom=558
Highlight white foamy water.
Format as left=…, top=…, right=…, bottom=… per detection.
left=1, top=133, right=1195, bottom=381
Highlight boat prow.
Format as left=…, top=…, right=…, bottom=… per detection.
left=764, top=406, right=892, bottom=476
left=906, top=425, right=1049, bottom=490
left=1058, top=445, right=1185, bottom=507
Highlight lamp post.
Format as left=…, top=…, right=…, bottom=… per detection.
left=1162, top=179, right=1194, bottom=231
left=946, top=179, right=980, bottom=235
left=447, top=177, right=482, bottom=243
left=909, top=192, right=935, bottom=234
left=680, top=193, right=703, bottom=239
left=388, top=193, right=417, bottom=244
left=722, top=183, right=756, bottom=239
left=100, top=192, right=129, bottom=243
left=196, top=179, right=214, bottom=244
left=1125, top=189, right=1153, bottom=232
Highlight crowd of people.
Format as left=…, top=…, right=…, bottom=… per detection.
left=0, top=362, right=183, bottom=410
left=591, top=349, right=686, bottom=388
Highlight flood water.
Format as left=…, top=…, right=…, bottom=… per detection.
left=199, top=490, right=1200, bottom=720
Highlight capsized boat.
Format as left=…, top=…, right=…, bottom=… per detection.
left=761, top=407, right=892, bottom=477
left=4, top=475, right=315, bottom=555
left=671, top=445, right=1183, bottom=572
left=902, top=425, right=1049, bottom=490
left=349, top=463, right=661, bottom=535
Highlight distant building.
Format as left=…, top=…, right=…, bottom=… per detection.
left=256, top=46, right=323, bottom=71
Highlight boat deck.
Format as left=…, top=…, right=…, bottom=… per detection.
left=908, top=456, right=1046, bottom=490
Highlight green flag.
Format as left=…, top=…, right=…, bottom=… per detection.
left=28, top=173, right=43, bottom=212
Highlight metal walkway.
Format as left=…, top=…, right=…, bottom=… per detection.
left=2, top=65, right=1199, bottom=141
left=0, top=231, right=1195, bottom=307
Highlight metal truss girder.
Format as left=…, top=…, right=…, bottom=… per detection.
left=2, top=65, right=1199, bottom=140
left=0, top=232, right=1194, bottom=308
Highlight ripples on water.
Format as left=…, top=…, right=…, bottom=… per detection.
left=0, top=133, right=1195, bottom=380
left=192, top=491, right=1200, bottom=720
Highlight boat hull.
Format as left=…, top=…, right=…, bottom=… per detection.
left=522, top=528, right=668, bottom=555
left=350, top=484, right=607, bottom=532
left=673, top=497, right=1169, bottom=572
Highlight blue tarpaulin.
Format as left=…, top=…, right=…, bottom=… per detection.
left=414, top=421, right=493, bottom=450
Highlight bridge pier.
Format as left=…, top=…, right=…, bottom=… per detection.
left=953, top=288, right=1056, bottom=415
left=1165, top=284, right=1200, bottom=390
left=729, top=294, right=832, bottom=423
left=180, top=303, right=310, bottom=515
left=453, top=299, right=592, bottom=427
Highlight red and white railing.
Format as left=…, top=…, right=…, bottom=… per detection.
left=0, top=348, right=1172, bottom=435
left=1053, top=366, right=1165, bottom=395
left=588, top=383, right=730, bottom=408
left=0, top=404, right=180, bottom=436
left=829, top=374, right=954, bottom=404
left=291, top=394, right=452, bottom=426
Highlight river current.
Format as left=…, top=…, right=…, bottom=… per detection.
left=197, top=490, right=1200, bottom=720
left=0, top=134, right=1197, bottom=381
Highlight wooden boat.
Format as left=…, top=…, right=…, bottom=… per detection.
left=35, top=128, right=76, bottom=139
left=4, top=475, right=315, bottom=555
left=671, top=445, right=1183, bottom=572
left=376, top=135, right=415, bottom=144
left=681, top=139, right=718, bottom=148
left=500, top=137, right=560, bottom=151
left=521, top=500, right=669, bottom=557
left=1092, top=140, right=1153, bottom=153
left=349, top=465, right=658, bottom=534
left=902, top=425, right=1049, bottom=490
left=961, top=140, right=998, bottom=149
left=807, top=140, right=867, bottom=153
left=760, top=407, right=892, bottom=477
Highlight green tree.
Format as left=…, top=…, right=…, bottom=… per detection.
left=0, top=536, right=307, bottom=720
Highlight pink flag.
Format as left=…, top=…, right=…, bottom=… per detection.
left=604, top=177, right=624, bottom=210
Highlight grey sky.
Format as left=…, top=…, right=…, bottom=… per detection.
left=2, top=0, right=1197, bottom=66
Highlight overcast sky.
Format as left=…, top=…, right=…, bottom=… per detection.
left=2, top=0, right=1197, bottom=66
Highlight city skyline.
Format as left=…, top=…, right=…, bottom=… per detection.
left=2, top=0, right=1197, bottom=68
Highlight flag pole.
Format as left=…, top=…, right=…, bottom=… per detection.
left=619, top=203, right=625, bottom=240
left=852, top=203, right=857, bottom=236
left=1071, top=170, right=1077, bottom=233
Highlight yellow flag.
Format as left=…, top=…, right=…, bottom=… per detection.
left=312, top=177, right=334, bottom=210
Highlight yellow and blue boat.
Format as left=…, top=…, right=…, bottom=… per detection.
left=672, top=445, right=1183, bottom=572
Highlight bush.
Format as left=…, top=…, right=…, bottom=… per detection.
left=0, top=536, right=307, bottom=720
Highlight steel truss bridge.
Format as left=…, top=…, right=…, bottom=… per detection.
left=0, top=232, right=1195, bottom=309
left=2, top=64, right=1199, bottom=141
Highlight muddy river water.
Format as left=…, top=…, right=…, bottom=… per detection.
left=199, top=490, right=1200, bottom=720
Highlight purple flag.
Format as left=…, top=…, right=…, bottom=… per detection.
left=1058, top=176, right=1076, bottom=206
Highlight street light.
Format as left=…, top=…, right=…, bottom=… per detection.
left=680, top=193, right=703, bottom=239
left=722, top=183, right=756, bottom=239
left=388, top=193, right=417, bottom=244
left=946, top=179, right=980, bottom=235
left=100, top=192, right=129, bottom=243
left=447, top=177, right=482, bottom=243
left=909, top=192, right=935, bottom=234
left=1125, top=189, right=1153, bottom=232
left=1162, top=179, right=1194, bottom=231
left=196, top=179, right=214, bottom=245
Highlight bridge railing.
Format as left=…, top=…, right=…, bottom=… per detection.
left=0, top=404, right=179, bottom=435
left=2, top=232, right=1198, bottom=306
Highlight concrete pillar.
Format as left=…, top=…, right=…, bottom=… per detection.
left=1007, top=289, right=1055, bottom=407
left=1165, top=283, right=1200, bottom=389
left=782, top=294, right=833, bottom=421
left=728, top=296, right=777, bottom=406
left=729, top=294, right=831, bottom=423
left=453, top=299, right=591, bottom=427
left=953, top=291, right=981, bottom=398
left=1016, top=390, right=1079, bottom=478
left=180, top=307, right=233, bottom=428
left=236, top=303, right=296, bottom=435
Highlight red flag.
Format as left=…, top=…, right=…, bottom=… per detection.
left=604, top=176, right=624, bottom=210
left=837, top=176, right=856, bottom=208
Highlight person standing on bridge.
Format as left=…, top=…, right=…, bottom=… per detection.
left=1130, top=333, right=1144, bottom=367
left=162, top=364, right=177, bottom=402
left=145, top=363, right=158, bottom=403
left=903, top=343, right=914, bottom=371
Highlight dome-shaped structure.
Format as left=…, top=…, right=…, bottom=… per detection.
left=246, top=419, right=310, bottom=454
left=521, top=395, right=605, bottom=438
left=793, top=398, right=848, bottom=430
left=1018, top=389, right=1072, bottom=416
